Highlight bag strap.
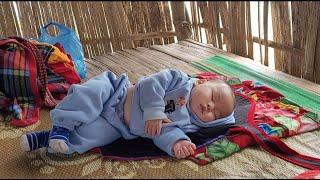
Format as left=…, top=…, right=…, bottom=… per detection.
left=0, top=38, right=19, bottom=46
left=8, top=36, right=48, bottom=102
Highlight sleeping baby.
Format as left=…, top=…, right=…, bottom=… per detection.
left=20, top=69, right=236, bottom=159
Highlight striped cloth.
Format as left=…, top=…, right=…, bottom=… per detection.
left=0, top=37, right=43, bottom=126
left=0, top=37, right=80, bottom=127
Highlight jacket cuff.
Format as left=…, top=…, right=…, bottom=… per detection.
left=154, top=128, right=191, bottom=157
left=143, top=107, right=167, bottom=121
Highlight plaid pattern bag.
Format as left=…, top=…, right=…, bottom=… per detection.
left=0, top=37, right=48, bottom=126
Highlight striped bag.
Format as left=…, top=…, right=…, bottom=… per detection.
left=0, top=36, right=52, bottom=126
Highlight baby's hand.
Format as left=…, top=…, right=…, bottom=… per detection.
left=173, top=140, right=196, bottom=159
left=145, top=118, right=172, bottom=137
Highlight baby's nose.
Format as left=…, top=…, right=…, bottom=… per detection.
left=207, top=102, right=214, bottom=110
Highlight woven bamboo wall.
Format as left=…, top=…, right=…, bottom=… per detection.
left=0, top=1, right=182, bottom=57
left=0, top=1, right=319, bottom=84
left=190, top=1, right=320, bottom=83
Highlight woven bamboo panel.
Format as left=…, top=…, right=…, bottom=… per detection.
left=2, top=1, right=178, bottom=58
left=0, top=1, right=319, bottom=84
left=188, top=1, right=319, bottom=84
left=0, top=2, right=20, bottom=37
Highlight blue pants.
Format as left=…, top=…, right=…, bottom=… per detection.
left=49, top=71, right=137, bottom=154
left=65, top=116, right=122, bottom=154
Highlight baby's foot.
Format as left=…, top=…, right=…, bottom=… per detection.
left=49, top=139, right=69, bottom=153
left=20, top=134, right=30, bottom=151
left=20, top=131, right=50, bottom=151
left=48, top=126, right=70, bottom=153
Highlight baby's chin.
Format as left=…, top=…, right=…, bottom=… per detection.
left=198, top=116, right=214, bottom=123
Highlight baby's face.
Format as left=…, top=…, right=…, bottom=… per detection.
left=189, top=79, right=235, bottom=122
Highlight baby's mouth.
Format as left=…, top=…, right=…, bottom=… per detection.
left=200, top=104, right=205, bottom=114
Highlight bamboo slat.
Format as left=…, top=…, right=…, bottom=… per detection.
left=16, top=2, right=33, bottom=38
left=245, top=2, right=253, bottom=59
left=227, top=2, right=236, bottom=54
left=258, top=2, right=263, bottom=63
left=70, top=2, right=88, bottom=57
left=291, top=2, right=307, bottom=78
left=117, top=2, right=134, bottom=49
left=90, top=2, right=103, bottom=54
left=38, top=2, right=55, bottom=35
left=190, top=2, right=199, bottom=42
left=57, top=2, right=68, bottom=27
left=171, top=2, right=192, bottom=40
left=228, top=2, right=247, bottom=57
left=302, top=2, right=320, bottom=81
left=49, top=2, right=61, bottom=30
left=86, top=2, right=99, bottom=55
left=103, top=2, right=122, bottom=51
left=252, top=36, right=304, bottom=56
left=208, top=2, right=219, bottom=48
left=98, top=1, right=112, bottom=53
left=63, top=2, right=77, bottom=30
left=30, top=2, right=43, bottom=38
left=315, top=23, right=320, bottom=83
left=97, top=2, right=111, bottom=54
left=2, top=2, right=20, bottom=36
left=197, top=2, right=211, bottom=44
left=197, top=3, right=203, bottom=43
left=271, top=2, right=292, bottom=73
left=200, top=2, right=214, bottom=45
left=122, top=2, right=136, bottom=46
left=162, top=2, right=175, bottom=44
left=79, top=2, right=94, bottom=57
left=9, top=2, right=22, bottom=36
left=128, top=2, right=140, bottom=47
left=138, top=2, right=152, bottom=47
left=148, top=2, right=163, bottom=45
left=239, top=2, right=247, bottom=57
left=0, top=2, right=5, bottom=36
left=85, top=2, right=99, bottom=56
left=218, top=2, right=231, bottom=51
left=213, top=3, right=223, bottom=49
left=263, top=2, right=269, bottom=66
left=142, top=2, right=154, bottom=46
left=31, top=1, right=41, bottom=37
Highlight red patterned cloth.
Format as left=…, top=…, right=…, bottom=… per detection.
left=294, top=170, right=320, bottom=179
left=189, top=72, right=320, bottom=169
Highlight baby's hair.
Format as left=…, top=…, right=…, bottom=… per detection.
left=208, top=78, right=236, bottom=110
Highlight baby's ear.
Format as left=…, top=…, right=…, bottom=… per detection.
left=195, top=79, right=207, bottom=85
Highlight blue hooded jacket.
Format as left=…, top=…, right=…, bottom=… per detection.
left=129, top=69, right=235, bottom=156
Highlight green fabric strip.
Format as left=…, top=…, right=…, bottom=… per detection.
left=191, top=55, right=320, bottom=113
